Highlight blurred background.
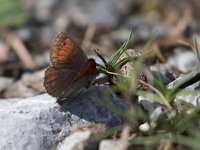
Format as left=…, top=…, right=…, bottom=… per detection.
left=0, top=0, right=199, bottom=99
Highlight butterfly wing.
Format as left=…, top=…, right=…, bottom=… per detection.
left=50, top=32, right=87, bottom=70
left=44, top=59, right=97, bottom=101
left=74, top=59, right=97, bottom=83
left=59, top=59, right=97, bottom=101
left=44, top=66, right=77, bottom=100
left=44, top=32, right=97, bottom=101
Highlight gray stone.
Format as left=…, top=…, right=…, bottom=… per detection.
left=34, top=51, right=50, bottom=67
left=31, top=0, right=59, bottom=22
left=66, top=0, right=120, bottom=27
left=168, top=50, right=197, bottom=73
left=173, top=81, right=200, bottom=111
left=15, top=28, right=32, bottom=42
left=167, top=74, right=200, bottom=113
left=111, top=15, right=166, bottom=43
left=99, top=139, right=128, bottom=150
left=150, top=71, right=172, bottom=85
left=58, top=131, right=91, bottom=150
left=168, top=75, right=200, bottom=105
left=0, top=77, right=14, bottom=92
left=138, top=98, right=168, bottom=119
left=5, top=70, right=45, bottom=98
left=99, top=129, right=131, bottom=150
left=58, top=124, right=107, bottom=150
left=0, top=86, right=128, bottom=150
left=138, top=74, right=200, bottom=116
left=27, top=0, right=121, bottom=27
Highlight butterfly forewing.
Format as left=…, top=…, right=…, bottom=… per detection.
left=50, top=32, right=87, bottom=70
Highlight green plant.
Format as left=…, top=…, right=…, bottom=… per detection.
left=92, top=31, right=200, bottom=149
left=0, top=0, right=29, bottom=28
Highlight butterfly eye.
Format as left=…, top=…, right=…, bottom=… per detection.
left=62, top=42, right=66, bottom=45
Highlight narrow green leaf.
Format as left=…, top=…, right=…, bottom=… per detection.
left=194, top=36, right=200, bottom=62
left=94, top=49, right=107, bottom=64
left=109, top=30, right=133, bottom=65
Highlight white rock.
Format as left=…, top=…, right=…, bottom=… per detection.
left=99, top=139, right=127, bottom=150
left=139, top=123, right=150, bottom=132
left=0, top=77, right=14, bottom=92
left=5, top=70, right=45, bottom=98
left=168, top=50, right=197, bottom=73
left=168, top=76, right=200, bottom=107
left=58, top=131, right=91, bottom=150
left=0, top=86, right=128, bottom=150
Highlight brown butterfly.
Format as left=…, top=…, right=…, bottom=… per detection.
left=44, top=32, right=97, bottom=101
